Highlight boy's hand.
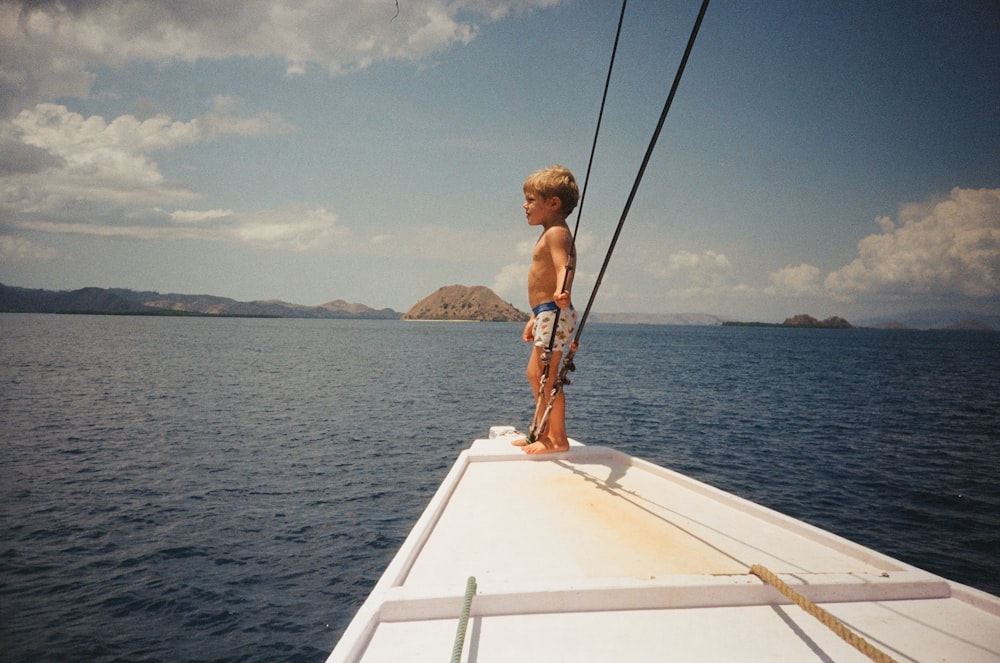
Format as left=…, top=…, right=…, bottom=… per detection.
left=522, top=318, right=534, bottom=343
left=553, top=291, right=571, bottom=309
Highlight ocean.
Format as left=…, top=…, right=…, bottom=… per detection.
left=2, top=314, right=998, bottom=662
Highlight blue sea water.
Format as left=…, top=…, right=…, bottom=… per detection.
left=1, top=314, right=998, bottom=662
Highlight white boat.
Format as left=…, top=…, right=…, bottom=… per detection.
left=327, top=427, right=1000, bottom=662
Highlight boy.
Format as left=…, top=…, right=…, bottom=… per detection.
left=513, top=165, right=579, bottom=454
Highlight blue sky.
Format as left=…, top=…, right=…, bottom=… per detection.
left=1, top=0, right=998, bottom=322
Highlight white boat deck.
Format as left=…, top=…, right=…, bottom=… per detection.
left=327, top=429, right=1000, bottom=662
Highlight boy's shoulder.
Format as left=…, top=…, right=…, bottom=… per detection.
left=541, top=222, right=573, bottom=241
left=536, top=224, right=574, bottom=262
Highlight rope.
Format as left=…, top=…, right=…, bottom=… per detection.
left=525, top=0, right=628, bottom=443
left=527, top=345, right=563, bottom=443
left=550, top=0, right=710, bottom=395
left=750, top=565, right=901, bottom=663
left=572, top=0, right=711, bottom=350
left=529, top=0, right=710, bottom=437
left=571, top=0, right=629, bottom=243
left=450, top=576, right=477, bottom=663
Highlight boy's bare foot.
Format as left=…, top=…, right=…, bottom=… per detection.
left=511, top=437, right=529, bottom=447
left=522, top=438, right=569, bottom=455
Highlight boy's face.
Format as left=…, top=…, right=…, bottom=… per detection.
left=523, top=190, right=562, bottom=227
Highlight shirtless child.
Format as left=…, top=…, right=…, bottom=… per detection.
left=513, top=165, right=579, bottom=454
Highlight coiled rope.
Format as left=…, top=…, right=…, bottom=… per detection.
left=750, top=565, right=901, bottom=663
left=450, top=576, right=477, bottom=663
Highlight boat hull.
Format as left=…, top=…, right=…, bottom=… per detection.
left=327, top=428, right=1000, bottom=662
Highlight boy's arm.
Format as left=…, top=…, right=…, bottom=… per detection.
left=547, top=227, right=575, bottom=308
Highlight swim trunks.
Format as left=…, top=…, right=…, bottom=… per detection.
left=531, top=302, right=576, bottom=353
left=531, top=301, right=560, bottom=316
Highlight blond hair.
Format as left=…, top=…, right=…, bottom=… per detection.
left=523, top=164, right=579, bottom=217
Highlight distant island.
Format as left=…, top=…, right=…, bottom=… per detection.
left=590, top=312, right=730, bottom=326
left=0, top=282, right=525, bottom=322
left=403, top=285, right=529, bottom=322
left=724, top=314, right=854, bottom=329
left=3, top=283, right=995, bottom=329
left=0, top=284, right=401, bottom=319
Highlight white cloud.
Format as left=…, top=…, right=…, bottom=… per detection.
left=571, top=229, right=595, bottom=256
left=0, top=236, right=59, bottom=263
left=645, top=249, right=731, bottom=278
left=234, top=207, right=345, bottom=251
left=515, top=239, right=535, bottom=257
left=0, top=101, right=290, bottom=212
left=764, top=263, right=823, bottom=297
left=757, top=187, right=1000, bottom=305
left=0, top=0, right=564, bottom=265
left=1, top=0, right=563, bottom=116
left=664, top=282, right=757, bottom=301
left=825, top=187, right=1000, bottom=300
left=170, top=209, right=235, bottom=224
left=12, top=205, right=345, bottom=252
left=492, top=262, right=526, bottom=299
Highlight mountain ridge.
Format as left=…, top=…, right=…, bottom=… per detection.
left=0, top=284, right=401, bottom=319
left=3, top=283, right=994, bottom=329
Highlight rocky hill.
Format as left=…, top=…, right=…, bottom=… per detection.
left=782, top=314, right=853, bottom=328
left=0, top=284, right=401, bottom=319
left=724, top=314, right=855, bottom=328
left=403, top=285, right=528, bottom=322
left=859, top=309, right=999, bottom=330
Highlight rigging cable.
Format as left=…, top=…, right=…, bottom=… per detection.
left=562, top=0, right=711, bottom=376
left=571, top=0, right=629, bottom=243
left=529, top=0, right=711, bottom=441
left=525, top=0, right=629, bottom=443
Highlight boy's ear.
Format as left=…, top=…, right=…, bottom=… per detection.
left=547, top=195, right=562, bottom=211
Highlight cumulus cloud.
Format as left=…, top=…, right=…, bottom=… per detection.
left=665, top=281, right=756, bottom=301
left=492, top=262, right=526, bottom=299
left=11, top=205, right=345, bottom=252
left=0, top=0, right=562, bottom=263
left=1, top=0, right=561, bottom=116
left=489, top=239, right=532, bottom=298
left=646, top=249, right=731, bottom=279
left=825, top=187, right=1000, bottom=300
left=764, top=187, right=1000, bottom=303
left=0, top=100, right=290, bottom=214
left=764, top=263, right=823, bottom=297
left=0, top=236, right=59, bottom=263
left=233, top=207, right=345, bottom=251
left=515, top=238, right=536, bottom=257
left=0, top=136, right=65, bottom=175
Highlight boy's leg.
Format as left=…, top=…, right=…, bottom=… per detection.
left=511, top=345, right=544, bottom=447
left=523, top=349, right=570, bottom=455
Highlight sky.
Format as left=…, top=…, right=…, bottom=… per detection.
left=1, top=0, right=998, bottom=322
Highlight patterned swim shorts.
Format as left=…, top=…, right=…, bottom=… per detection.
left=532, top=305, right=577, bottom=354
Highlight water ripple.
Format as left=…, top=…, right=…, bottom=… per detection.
left=2, top=316, right=998, bottom=661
